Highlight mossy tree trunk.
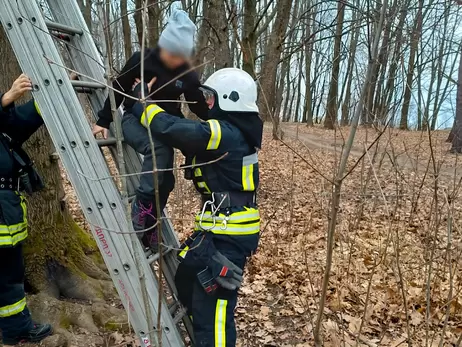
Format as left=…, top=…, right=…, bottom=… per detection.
left=0, top=28, right=109, bottom=302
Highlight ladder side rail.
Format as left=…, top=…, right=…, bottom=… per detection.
left=0, top=9, right=151, bottom=341
left=46, top=0, right=142, bottom=196
left=0, top=2, right=185, bottom=346
left=44, top=0, right=190, bottom=340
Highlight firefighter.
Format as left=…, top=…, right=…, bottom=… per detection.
left=92, top=9, right=208, bottom=249
left=127, top=68, right=263, bottom=346
left=0, top=74, right=53, bottom=345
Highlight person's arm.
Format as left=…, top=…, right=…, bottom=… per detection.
left=3, top=99, right=43, bottom=145
left=183, top=73, right=209, bottom=117
left=95, top=51, right=143, bottom=129
left=132, top=102, right=227, bottom=154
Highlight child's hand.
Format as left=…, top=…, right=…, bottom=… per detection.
left=132, top=77, right=156, bottom=94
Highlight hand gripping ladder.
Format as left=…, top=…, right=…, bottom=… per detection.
left=0, top=1, right=193, bottom=346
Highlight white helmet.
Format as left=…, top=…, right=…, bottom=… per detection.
left=203, top=68, right=259, bottom=113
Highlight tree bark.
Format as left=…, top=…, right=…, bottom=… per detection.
left=258, top=0, right=293, bottom=137
left=242, top=0, right=257, bottom=76
left=121, top=0, right=132, bottom=60
left=324, top=0, right=345, bottom=129
left=0, top=28, right=108, bottom=301
left=204, top=0, right=232, bottom=69
left=147, top=0, right=161, bottom=47
left=400, top=0, right=423, bottom=130
left=134, top=0, right=144, bottom=46
left=449, top=42, right=462, bottom=151
left=303, top=2, right=315, bottom=126
left=340, top=3, right=359, bottom=126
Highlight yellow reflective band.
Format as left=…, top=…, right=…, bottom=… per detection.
left=0, top=298, right=27, bottom=317
left=34, top=101, right=42, bottom=117
left=192, top=156, right=212, bottom=192
left=195, top=222, right=260, bottom=235
left=0, top=229, right=28, bottom=246
left=0, top=222, right=28, bottom=234
left=242, top=164, right=255, bottom=191
left=21, top=197, right=28, bottom=226
left=214, top=299, right=227, bottom=347
left=179, top=245, right=189, bottom=259
left=140, top=104, right=164, bottom=128
left=206, top=120, right=222, bottom=150
left=197, top=181, right=211, bottom=193
left=196, top=211, right=260, bottom=224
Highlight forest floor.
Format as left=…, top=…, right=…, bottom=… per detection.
left=19, top=123, right=462, bottom=347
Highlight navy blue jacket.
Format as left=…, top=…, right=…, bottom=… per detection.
left=131, top=102, right=260, bottom=255
left=0, top=95, right=43, bottom=247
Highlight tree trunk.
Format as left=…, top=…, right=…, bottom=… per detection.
left=242, top=0, right=257, bottom=76
left=194, top=1, right=212, bottom=77
left=324, top=0, right=345, bottom=129
left=134, top=0, right=143, bottom=46
left=303, top=2, right=315, bottom=126
left=205, top=0, right=232, bottom=69
left=340, top=4, right=360, bottom=126
left=449, top=42, right=462, bottom=151
left=258, top=0, right=293, bottom=138
left=0, top=27, right=110, bottom=304
left=147, top=0, right=161, bottom=47
left=400, top=0, right=423, bottom=130
left=121, top=0, right=132, bottom=60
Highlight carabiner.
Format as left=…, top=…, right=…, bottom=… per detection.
left=199, top=195, right=216, bottom=231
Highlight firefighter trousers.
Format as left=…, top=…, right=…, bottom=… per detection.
left=0, top=244, right=33, bottom=339
left=175, top=246, right=246, bottom=347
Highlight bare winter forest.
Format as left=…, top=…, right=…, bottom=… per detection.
left=2, top=0, right=462, bottom=346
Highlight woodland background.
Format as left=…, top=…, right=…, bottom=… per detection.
left=0, top=0, right=462, bottom=346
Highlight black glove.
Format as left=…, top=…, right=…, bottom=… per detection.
left=197, top=251, right=243, bottom=294
left=180, top=232, right=244, bottom=294
left=124, top=82, right=150, bottom=110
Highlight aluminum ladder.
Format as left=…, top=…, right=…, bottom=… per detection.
left=0, top=1, right=192, bottom=346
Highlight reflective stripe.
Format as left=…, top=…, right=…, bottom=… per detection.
left=0, top=197, right=28, bottom=246
left=179, top=245, right=189, bottom=259
left=214, top=299, right=227, bottom=347
left=243, top=153, right=258, bottom=166
left=196, top=211, right=260, bottom=224
left=242, top=153, right=257, bottom=191
left=0, top=228, right=28, bottom=246
left=140, top=104, right=164, bottom=127
left=195, top=222, right=260, bottom=235
left=206, top=120, right=222, bottom=150
left=197, top=181, right=211, bottom=193
left=34, top=101, right=42, bottom=117
left=192, top=156, right=211, bottom=193
left=0, top=298, right=27, bottom=317
left=0, top=222, right=28, bottom=234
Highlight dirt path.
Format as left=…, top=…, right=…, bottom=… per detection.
left=277, top=124, right=462, bottom=181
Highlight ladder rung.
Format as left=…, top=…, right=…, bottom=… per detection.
left=169, top=301, right=180, bottom=314
left=173, top=307, right=188, bottom=324
left=71, top=80, right=105, bottom=89
left=45, top=20, right=83, bottom=36
left=74, top=87, right=93, bottom=94
left=147, top=246, right=175, bottom=265
left=96, top=137, right=117, bottom=147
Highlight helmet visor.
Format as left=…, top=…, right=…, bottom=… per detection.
left=199, top=87, right=215, bottom=109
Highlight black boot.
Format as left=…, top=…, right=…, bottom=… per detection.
left=3, top=322, right=53, bottom=345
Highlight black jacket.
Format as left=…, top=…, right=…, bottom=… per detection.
left=0, top=95, right=44, bottom=247
left=97, top=47, right=208, bottom=129
left=0, top=96, right=43, bottom=176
